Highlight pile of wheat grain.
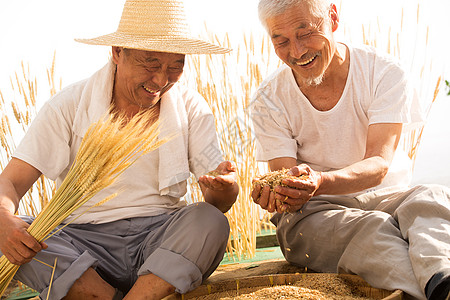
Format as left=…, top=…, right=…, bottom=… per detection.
left=252, top=169, right=309, bottom=191
left=197, top=274, right=375, bottom=300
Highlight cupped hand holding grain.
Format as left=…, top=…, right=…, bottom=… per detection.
left=198, top=161, right=239, bottom=213
left=252, top=165, right=322, bottom=213
left=273, top=164, right=322, bottom=212
left=200, top=161, right=237, bottom=190
left=251, top=183, right=277, bottom=213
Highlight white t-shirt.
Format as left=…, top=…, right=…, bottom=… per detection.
left=13, top=60, right=223, bottom=224
left=250, top=44, right=423, bottom=196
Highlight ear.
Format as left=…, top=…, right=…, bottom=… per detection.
left=111, top=46, right=123, bottom=64
left=329, top=3, right=339, bottom=32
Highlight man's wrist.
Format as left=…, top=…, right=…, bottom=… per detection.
left=314, top=171, right=327, bottom=196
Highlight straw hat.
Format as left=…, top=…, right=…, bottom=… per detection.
left=75, top=0, right=231, bottom=54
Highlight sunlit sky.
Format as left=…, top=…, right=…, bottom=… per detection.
left=1, top=0, right=449, bottom=85
left=0, top=0, right=449, bottom=185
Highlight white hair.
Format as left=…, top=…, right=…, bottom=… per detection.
left=258, top=0, right=331, bottom=30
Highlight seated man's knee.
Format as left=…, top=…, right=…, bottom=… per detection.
left=190, top=202, right=230, bottom=237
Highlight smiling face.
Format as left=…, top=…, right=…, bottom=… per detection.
left=112, top=47, right=185, bottom=111
left=267, top=2, right=339, bottom=87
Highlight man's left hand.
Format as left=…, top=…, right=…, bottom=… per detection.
left=199, top=161, right=239, bottom=213
left=199, top=161, right=237, bottom=191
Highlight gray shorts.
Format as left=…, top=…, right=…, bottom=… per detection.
left=9, top=202, right=229, bottom=299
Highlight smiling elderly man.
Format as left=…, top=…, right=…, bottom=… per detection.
left=250, top=0, right=450, bottom=299
left=0, top=0, right=239, bottom=299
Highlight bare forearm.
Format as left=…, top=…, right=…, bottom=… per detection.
left=199, top=161, right=239, bottom=213
left=0, top=177, right=21, bottom=215
left=316, top=156, right=389, bottom=196
left=204, top=183, right=239, bottom=213
left=0, top=158, right=42, bottom=214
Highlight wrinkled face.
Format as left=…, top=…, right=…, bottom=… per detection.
left=112, top=47, right=185, bottom=109
left=267, top=3, right=337, bottom=86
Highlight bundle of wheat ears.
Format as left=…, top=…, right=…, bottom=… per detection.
left=0, top=110, right=168, bottom=298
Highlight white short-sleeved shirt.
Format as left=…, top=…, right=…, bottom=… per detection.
left=251, top=44, right=423, bottom=196
left=13, top=60, right=223, bottom=224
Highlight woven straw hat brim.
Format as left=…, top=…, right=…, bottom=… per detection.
left=75, top=33, right=231, bottom=55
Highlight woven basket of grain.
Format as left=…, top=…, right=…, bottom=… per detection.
left=163, top=273, right=403, bottom=300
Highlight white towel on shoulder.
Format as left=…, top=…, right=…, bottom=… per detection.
left=158, top=87, right=191, bottom=196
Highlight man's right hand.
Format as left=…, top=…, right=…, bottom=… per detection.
left=251, top=182, right=278, bottom=213
left=251, top=177, right=312, bottom=213
left=0, top=211, right=47, bottom=265
left=251, top=163, right=322, bottom=213
left=0, top=158, right=45, bottom=265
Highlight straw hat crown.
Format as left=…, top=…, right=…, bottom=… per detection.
left=76, top=0, right=231, bottom=54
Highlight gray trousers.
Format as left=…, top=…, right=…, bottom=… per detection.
left=272, top=184, right=450, bottom=300
left=10, top=202, right=229, bottom=300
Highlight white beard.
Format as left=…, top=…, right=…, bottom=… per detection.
left=304, top=72, right=325, bottom=86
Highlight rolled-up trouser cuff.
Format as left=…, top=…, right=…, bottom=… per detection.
left=40, top=251, right=98, bottom=300
left=138, top=247, right=202, bottom=294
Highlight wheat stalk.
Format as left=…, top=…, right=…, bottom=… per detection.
left=0, top=109, right=167, bottom=297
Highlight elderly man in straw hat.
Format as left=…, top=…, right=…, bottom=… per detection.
left=0, top=0, right=239, bottom=299
left=250, top=0, right=450, bottom=299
